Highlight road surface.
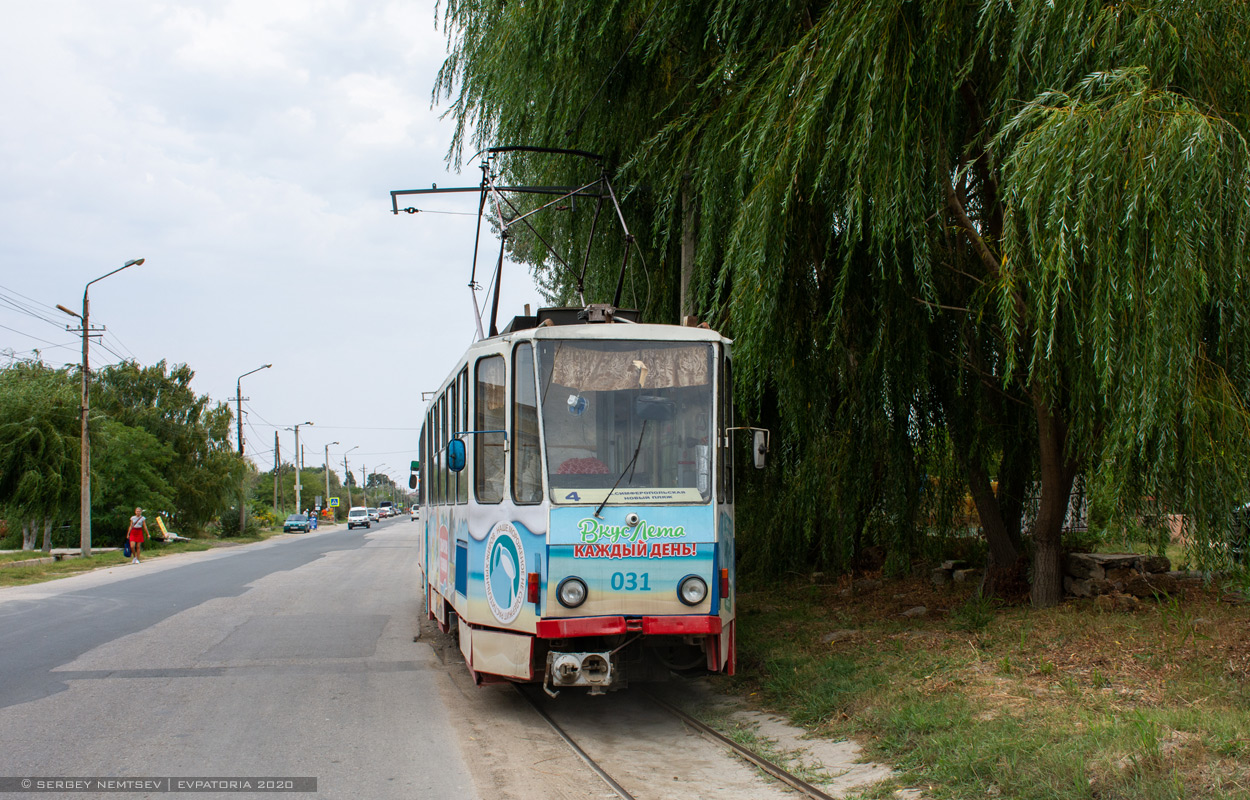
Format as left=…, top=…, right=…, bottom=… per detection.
left=0, top=517, right=477, bottom=799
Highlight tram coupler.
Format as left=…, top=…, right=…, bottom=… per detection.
left=545, top=651, right=615, bottom=695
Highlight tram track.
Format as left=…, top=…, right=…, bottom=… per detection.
left=515, top=684, right=838, bottom=800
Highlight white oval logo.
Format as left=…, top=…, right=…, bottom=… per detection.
left=484, top=522, right=526, bottom=624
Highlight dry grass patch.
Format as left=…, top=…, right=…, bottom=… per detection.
left=727, top=573, right=1250, bottom=800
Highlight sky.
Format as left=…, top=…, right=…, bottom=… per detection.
left=0, top=0, right=545, bottom=488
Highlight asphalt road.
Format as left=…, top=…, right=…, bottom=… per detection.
left=0, top=516, right=478, bottom=800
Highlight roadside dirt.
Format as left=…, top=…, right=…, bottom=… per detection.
left=419, top=618, right=919, bottom=799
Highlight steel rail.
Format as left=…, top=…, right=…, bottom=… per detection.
left=513, top=686, right=636, bottom=800
left=645, top=692, right=838, bottom=800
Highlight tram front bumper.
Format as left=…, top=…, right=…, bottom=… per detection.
left=535, top=615, right=722, bottom=638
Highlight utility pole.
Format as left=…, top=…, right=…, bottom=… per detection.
left=343, top=445, right=358, bottom=509
left=56, top=257, right=145, bottom=557
left=291, top=421, right=313, bottom=514
left=361, top=466, right=367, bottom=507
left=324, top=441, right=338, bottom=519
left=235, top=364, right=271, bottom=535
left=273, top=431, right=280, bottom=512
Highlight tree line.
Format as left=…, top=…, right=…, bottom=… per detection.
left=435, top=0, right=1250, bottom=605
left=0, top=359, right=241, bottom=549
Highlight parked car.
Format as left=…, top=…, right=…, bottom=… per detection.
left=368, top=507, right=380, bottom=522
left=283, top=514, right=312, bottom=533
left=347, top=507, right=371, bottom=530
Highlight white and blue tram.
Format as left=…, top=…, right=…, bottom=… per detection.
left=413, top=305, right=760, bottom=694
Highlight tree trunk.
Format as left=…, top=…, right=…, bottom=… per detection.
left=21, top=521, right=36, bottom=550
left=41, top=519, right=53, bottom=552
left=1031, top=395, right=1077, bottom=608
left=965, top=461, right=1019, bottom=567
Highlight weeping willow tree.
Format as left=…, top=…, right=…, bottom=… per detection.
left=436, top=0, right=1250, bottom=606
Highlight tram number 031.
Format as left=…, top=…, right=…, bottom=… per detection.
left=611, top=572, right=651, bottom=591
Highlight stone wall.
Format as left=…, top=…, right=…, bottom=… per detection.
left=1064, top=552, right=1191, bottom=599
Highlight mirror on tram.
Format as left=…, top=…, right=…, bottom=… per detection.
left=635, top=395, right=676, bottom=421
left=753, top=429, right=769, bottom=470
left=447, top=438, right=467, bottom=472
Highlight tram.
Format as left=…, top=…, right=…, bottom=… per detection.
left=394, top=146, right=765, bottom=693
left=411, top=305, right=766, bottom=694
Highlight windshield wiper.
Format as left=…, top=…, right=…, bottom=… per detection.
left=593, top=420, right=648, bottom=519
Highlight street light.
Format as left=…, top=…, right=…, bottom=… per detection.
left=343, top=446, right=359, bottom=508
left=285, top=421, right=313, bottom=513
left=324, top=441, right=339, bottom=517
left=58, top=257, right=145, bottom=557
left=235, top=363, right=272, bottom=534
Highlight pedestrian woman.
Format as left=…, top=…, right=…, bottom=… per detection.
left=127, top=507, right=150, bottom=564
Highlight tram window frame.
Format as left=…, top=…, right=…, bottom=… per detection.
left=448, top=380, right=459, bottom=504
left=511, top=343, right=542, bottom=505
left=433, top=395, right=442, bottom=505
left=418, top=425, right=426, bottom=506
left=475, top=354, right=506, bottom=504
left=457, top=368, right=469, bottom=504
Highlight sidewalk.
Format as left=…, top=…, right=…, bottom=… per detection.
left=0, top=548, right=123, bottom=568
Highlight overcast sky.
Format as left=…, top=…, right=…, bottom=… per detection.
left=0, top=0, right=545, bottom=488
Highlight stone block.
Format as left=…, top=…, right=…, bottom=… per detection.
left=1065, top=553, right=1106, bottom=580
left=1136, top=555, right=1171, bottom=574
left=953, top=568, right=982, bottom=583
left=900, top=606, right=928, bottom=618
left=931, top=568, right=951, bottom=586
left=1065, top=576, right=1095, bottom=597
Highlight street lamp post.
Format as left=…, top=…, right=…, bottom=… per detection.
left=343, top=446, right=358, bottom=509
left=324, top=441, right=339, bottom=518
left=235, top=363, right=272, bottom=534
left=57, top=257, right=145, bottom=557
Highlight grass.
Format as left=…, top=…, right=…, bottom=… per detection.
left=0, top=539, right=214, bottom=588
left=720, top=574, right=1250, bottom=800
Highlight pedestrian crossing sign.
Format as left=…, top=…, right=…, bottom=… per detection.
left=328, top=497, right=340, bottom=507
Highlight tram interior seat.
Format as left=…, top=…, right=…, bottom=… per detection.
left=556, top=456, right=610, bottom=475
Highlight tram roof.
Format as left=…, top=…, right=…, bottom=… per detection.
left=493, top=307, right=731, bottom=345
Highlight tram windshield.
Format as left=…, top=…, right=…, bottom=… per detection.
left=537, top=340, right=714, bottom=505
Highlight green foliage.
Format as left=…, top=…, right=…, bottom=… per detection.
left=93, top=360, right=242, bottom=529
left=438, top=0, right=1250, bottom=596
left=0, top=359, right=246, bottom=542
left=0, top=362, right=80, bottom=541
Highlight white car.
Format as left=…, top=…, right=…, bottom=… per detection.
left=347, top=507, right=370, bottom=530
left=368, top=507, right=380, bottom=522
left=409, top=506, right=420, bottom=522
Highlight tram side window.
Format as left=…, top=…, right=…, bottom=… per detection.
left=719, top=354, right=734, bottom=504
left=512, top=343, right=542, bottom=504
left=437, top=394, right=447, bottom=505
left=445, top=390, right=455, bottom=502
left=475, top=355, right=506, bottom=503
left=457, top=368, right=469, bottom=505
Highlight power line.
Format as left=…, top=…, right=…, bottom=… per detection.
left=0, top=321, right=67, bottom=347
left=0, top=294, right=66, bottom=329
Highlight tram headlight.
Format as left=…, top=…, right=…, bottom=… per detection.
left=677, top=575, right=708, bottom=606
left=557, top=577, right=588, bottom=609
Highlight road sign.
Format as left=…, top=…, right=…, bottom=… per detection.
left=328, top=497, right=340, bottom=507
